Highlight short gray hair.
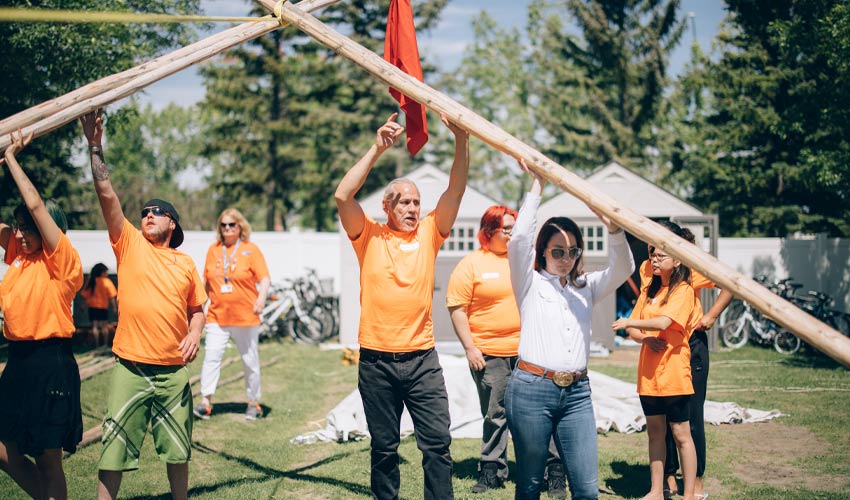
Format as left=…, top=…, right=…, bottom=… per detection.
left=383, top=178, right=418, bottom=201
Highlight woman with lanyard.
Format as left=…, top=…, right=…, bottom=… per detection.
left=194, top=208, right=270, bottom=421
left=612, top=222, right=700, bottom=500
left=507, top=160, right=634, bottom=500
left=0, top=131, right=84, bottom=500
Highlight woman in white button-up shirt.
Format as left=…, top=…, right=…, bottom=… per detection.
left=506, top=161, right=634, bottom=500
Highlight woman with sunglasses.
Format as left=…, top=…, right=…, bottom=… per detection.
left=612, top=223, right=699, bottom=500
left=195, top=208, right=271, bottom=421
left=506, top=160, right=633, bottom=500
left=0, top=131, right=83, bottom=500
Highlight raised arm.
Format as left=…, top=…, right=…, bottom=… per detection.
left=434, top=114, right=470, bottom=236
left=586, top=205, right=635, bottom=302
left=2, top=130, right=63, bottom=253
left=508, top=159, right=547, bottom=306
left=335, top=113, right=404, bottom=239
left=80, top=109, right=124, bottom=242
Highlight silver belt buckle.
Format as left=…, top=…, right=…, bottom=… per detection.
left=552, top=371, right=574, bottom=387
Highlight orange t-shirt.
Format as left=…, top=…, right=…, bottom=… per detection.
left=639, top=260, right=716, bottom=333
left=351, top=212, right=445, bottom=352
left=111, top=219, right=207, bottom=365
left=204, top=240, right=270, bottom=326
left=81, top=276, right=117, bottom=309
left=1, top=233, right=83, bottom=340
left=632, top=280, right=695, bottom=396
left=446, top=249, right=520, bottom=356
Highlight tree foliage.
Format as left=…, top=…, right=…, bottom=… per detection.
left=530, top=0, right=685, bottom=174
left=199, top=0, right=447, bottom=231
left=673, top=0, right=850, bottom=236
left=0, top=0, right=202, bottom=227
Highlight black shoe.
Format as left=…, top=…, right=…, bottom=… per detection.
left=471, top=463, right=503, bottom=493
left=546, top=463, right=567, bottom=499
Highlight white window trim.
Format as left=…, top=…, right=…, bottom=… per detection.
left=580, top=223, right=607, bottom=256
left=441, top=224, right=479, bottom=255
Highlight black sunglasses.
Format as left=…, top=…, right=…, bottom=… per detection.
left=141, top=206, right=170, bottom=218
left=549, top=247, right=582, bottom=260
left=220, top=222, right=238, bottom=228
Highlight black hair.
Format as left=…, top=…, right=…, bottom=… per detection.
left=85, top=263, right=109, bottom=294
left=534, top=216, right=587, bottom=288
left=12, top=200, right=68, bottom=237
left=646, top=220, right=691, bottom=305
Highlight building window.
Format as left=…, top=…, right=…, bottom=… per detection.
left=442, top=225, right=478, bottom=254
left=581, top=224, right=606, bottom=256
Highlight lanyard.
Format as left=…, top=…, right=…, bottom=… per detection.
left=222, top=239, right=241, bottom=283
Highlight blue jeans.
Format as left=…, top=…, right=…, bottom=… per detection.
left=506, top=368, right=598, bottom=500
left=358, top=348, right=453, bottom=500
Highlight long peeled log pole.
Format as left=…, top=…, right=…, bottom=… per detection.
left=274, top=1, right=850, bottom=368
left=0, top=0, right=342, bottom=149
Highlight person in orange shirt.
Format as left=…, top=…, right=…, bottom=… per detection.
left=0, top=130, right=83, bottom=500
left=80, top=263, right=118, bottom=346
left=82, top=110, right=207, bottom=500
left=633, top=224, right=733, bottom=499
left=335, top=112, right=468, bottom=500
left=194, top=208, right=270, bottom=421
left=612, top=223, right=699, bottom=500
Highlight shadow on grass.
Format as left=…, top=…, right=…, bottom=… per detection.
left=124, top=442, right=372, bottom=500
left=200, top=402, right=274, bottom=419
left=781, top=349, right=844, bottom=370
left=605, top=460, right=648, bottom=499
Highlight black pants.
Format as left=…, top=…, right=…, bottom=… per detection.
left=665, top=330, right=709, bottom=477
left=358, top=348, right=453, bottom=500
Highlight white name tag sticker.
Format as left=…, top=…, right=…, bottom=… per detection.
left=482, top=272, right=500, bottom=280
left=399, top=242, right=420, bottom=252
left=220, top=284, right=234, bottom=293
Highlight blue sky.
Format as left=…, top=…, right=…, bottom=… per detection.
left=138, top=0, right=728, bottom=109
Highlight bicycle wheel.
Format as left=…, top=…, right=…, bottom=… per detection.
left=773, top=329, right=801, bottom=355
left=719, top=300, right=749, bottom=349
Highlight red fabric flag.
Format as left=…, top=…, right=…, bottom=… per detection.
left=384, top=0, right=428, bottom=156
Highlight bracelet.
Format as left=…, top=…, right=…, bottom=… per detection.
left=89, top=145, right=102, bottom=153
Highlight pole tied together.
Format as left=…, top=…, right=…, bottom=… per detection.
left=274, top=0, right=290, bottom=25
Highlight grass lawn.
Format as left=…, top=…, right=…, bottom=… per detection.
left=1, top=341, right=848, bottom=499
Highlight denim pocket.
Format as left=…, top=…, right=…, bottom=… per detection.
left=512, top=368, right=542, bottom=385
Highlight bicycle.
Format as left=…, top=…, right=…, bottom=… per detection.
left=258, top=272, right=338, bottom=345
left=719, top=277, right=801, bottom=354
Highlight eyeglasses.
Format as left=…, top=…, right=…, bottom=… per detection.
left=500, top=225, right=514, bottom=235
left=549, top=247, right=582, bottom=260
left=141, top=206, right=171, bottom=219
left=649, top=253, right=671, bottom=262
left=220, top=222, right=238, bottom=228
left=11, top=224, right=37, bottom=236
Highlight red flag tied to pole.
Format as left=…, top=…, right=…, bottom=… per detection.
left=384, top=0, right=428, bottom=156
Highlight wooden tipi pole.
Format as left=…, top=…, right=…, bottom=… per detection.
left=272, top=0, right=850, bottom=367
left=0, top=0, right=341, bottom=149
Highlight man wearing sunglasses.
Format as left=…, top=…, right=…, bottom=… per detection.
left=335, top=112, right=468, bottom=500
left=81, top=109, right=207, bottom=500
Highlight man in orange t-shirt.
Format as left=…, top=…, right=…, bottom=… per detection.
left=335, top=113, right=468, bottom=500
left=82, top=110, right=207, bottom=500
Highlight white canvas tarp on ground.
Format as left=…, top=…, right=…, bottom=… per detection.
left=296, top=354, right=781, bottom=444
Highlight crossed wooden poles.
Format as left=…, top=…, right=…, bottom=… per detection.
left=3, top=0, right=849, bottom=367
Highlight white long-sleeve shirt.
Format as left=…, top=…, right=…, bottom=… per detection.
left=508, top=192, right=634, bottom=372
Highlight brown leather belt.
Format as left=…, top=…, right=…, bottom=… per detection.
left=517, top=359, right=588, bottom=388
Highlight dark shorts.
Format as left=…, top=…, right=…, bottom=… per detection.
left=0, top=338, right=83, bottom=456
left=640, top=394, right=691, bottom=422
left=88, top=307, right=109, bottom=322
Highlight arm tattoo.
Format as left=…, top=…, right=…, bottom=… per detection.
left=90, top=146, right=109, bottom=181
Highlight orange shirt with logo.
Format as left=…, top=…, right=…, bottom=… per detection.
left=639, top=260, right=716, bottom=333
left=446, top=249, right=520, bottom=356
left=351, top=212, right=445, bottom=352
left=204, top=240, right=270, bottom=326
left=81, top=276, right=118, bottom=309
left=632, top=280, right=695, bottom=396
left=111, top=219, right=207, bottom=365
left=1, top=233, right=83, bottom=340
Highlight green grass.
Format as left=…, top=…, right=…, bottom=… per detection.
left=1, top=342, right=848, bottom=499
